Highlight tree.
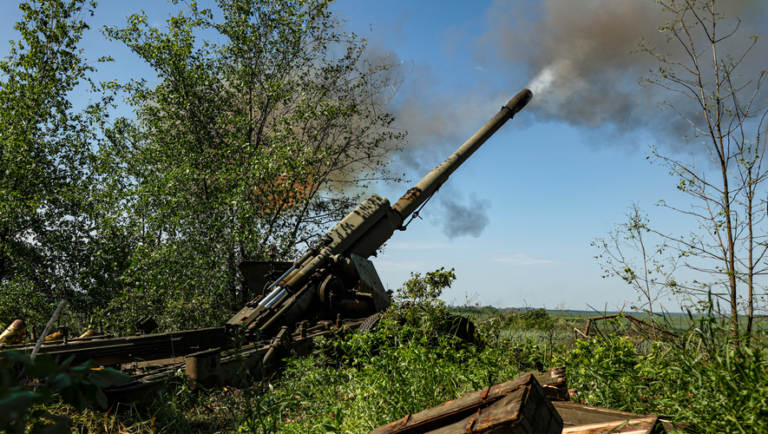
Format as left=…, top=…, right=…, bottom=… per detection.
left=0, top=0, right=128, bottom=328
left=633, top=0, right=768, bottom=340
left=99, top=0, right=405, bottom=331
left=593, top=204, right=680, bottom=327
left=397, top=267, right=457, bottom=304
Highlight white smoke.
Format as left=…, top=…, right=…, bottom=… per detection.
left=477, top=0, right=768, bottom=147
left=527, top=64, right=556, bottom=96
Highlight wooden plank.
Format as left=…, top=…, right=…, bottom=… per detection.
left=370, top=375, right=535, bottom=434
left=552, top=402, right=641, bottom=427
left=519, top=367, right=568, bottom=402
left=426, top=378, right=563, bottom=434
left=519, top=367, right=566, bottom=388
left=562, top=416, right=662, bottom=434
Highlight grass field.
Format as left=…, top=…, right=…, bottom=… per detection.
left=4, top=302, right=768, bottom=433
left=452, top=305, right=768, bottom=334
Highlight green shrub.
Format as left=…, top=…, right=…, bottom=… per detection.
left=503, top=308, right=556, bottom=331
left=560, top=316, right=768, bottom=433
left=233, top=267, right=548, bottom=433
left=267, top=311, right=538, bottom=433
left=0, top=351, right=129, bottom=433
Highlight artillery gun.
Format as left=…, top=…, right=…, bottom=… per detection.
left=1, top=89, right=532, bottom=401
left=228, top=88, right=533, bottom=340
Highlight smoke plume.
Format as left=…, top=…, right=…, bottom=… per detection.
left=476, top=0, right=768, bottom=148
left=363, top=41, right=502, bottom=239
left=433, top=184, right=491, bottom=239
left=356, top=0, right=767, bottom=240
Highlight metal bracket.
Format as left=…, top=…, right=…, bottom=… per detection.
left=350, top=254, right=391, bottom=311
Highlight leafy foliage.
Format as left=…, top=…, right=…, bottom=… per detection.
left=631, top=0, right=768, bottom=337
left=502, top=308, right=556, bottom=331
left=0, top=351, right=128, bottom=434
left=396, top=267, right=456, bottom=303
left=96, top=0, right=405, bottom=331
left=259, top=289, right=536, bottom=433
left=561, top=314, right=768, bottom=433
left=593, top=204, right=679, bottom=320
left=0, top=0, right=129, bottom=328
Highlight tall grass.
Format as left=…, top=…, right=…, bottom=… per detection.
left=22, top=305, right=768, bottom=433
left=561, top=314, right=768, bottom=433
left=265, top=303, right=539, bottom=433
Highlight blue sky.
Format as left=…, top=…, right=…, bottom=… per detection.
left=3, top=0, right=767, bottom=312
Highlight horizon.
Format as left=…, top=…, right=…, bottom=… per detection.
left=1, top=0, right=767, bottom=314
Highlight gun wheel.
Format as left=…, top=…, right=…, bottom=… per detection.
left=359, top=313, right=382, bottom=333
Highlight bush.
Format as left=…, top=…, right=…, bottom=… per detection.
left=0, top=351, right=128, bottom=433
left=503, top=308, right=556, bottom=331
left=233, top=269, right=546, bottom=432
left=267, top=306, right=540, bottom=433
left=559, top=316, right=768, bottom=433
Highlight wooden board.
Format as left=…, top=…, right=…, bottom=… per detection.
left=371, top=374, right=563, bottom=434
left=552, top=402, right=641, bottom=427
left=562, top=416, right=662, bottom=434
left=520, top=367, right=566, bottom=388
left=553, top=402, right=680, bottom=433
left=371, top=375, right=532, bottom=434
left=428, top=378, right=562, bottom=434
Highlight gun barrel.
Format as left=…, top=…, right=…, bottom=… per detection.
left=227, top=89, right=532, bottom=336
left=392, top=88, right=532, bottom=221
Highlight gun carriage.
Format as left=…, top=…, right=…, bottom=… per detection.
left=1, top=89, right=533, bottom=402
